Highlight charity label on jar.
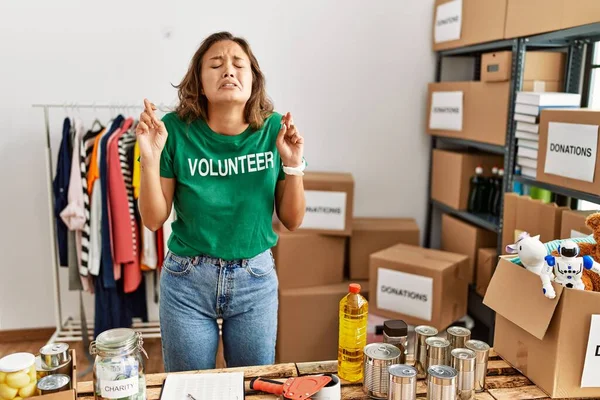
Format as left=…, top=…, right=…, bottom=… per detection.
left=95, top=357, right=142, bottom=399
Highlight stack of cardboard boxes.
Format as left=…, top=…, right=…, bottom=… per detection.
left=275, top=172, right=426, bottom=363
left=432, top=0, right=600, bottom=52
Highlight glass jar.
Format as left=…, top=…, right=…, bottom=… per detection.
left=90, top=328, right=148, bottom=400
left=0, top=352, right=37, bottom=399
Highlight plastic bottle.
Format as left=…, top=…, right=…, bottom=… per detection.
left=467, top=166, right=484, bottom=213
left=338, top=283, right=368, bottom=383
left=513, top=166, right=523, bottom=195
left=493, top=168, right=505, bottom=216
left=486, top=167, right=499, bottom=214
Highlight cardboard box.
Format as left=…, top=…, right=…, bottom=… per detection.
left=349, top=218, right=420, bottom=280
left=560, top=210, right=596, bottom=239
left=432, top=0, right=508, bottom=51
left=431, top=149, right=503, bottom=210
left=481, top=51, right=565, bottom=83
left=505, top=0, right=600, bottom=38
left=475, top=248, right=498, bottom=297
left=369, top=244, right=468, bottom=331
left=277, top=281, right=369, bottom=363
left=274, top=226, right=345, bottom=290
left=537, top=109, right=600, bottom=196
left=427, top=81, right=510, bottom=146
left=484, top=257, right=600, bottom=398
left=441, top=214, right=497, bottom=283
left=295, top=172, right=354, bottom=236
left=32, top=349, right=77, bottom=399
left=563, top=0, right=600, bottom=32
left=502, top=192, right=569, bottom=252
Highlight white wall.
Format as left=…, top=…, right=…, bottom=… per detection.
left=0, top=0, right=435, bottom=330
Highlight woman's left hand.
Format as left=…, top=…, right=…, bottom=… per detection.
left=276, top=112, right=304, bottom=167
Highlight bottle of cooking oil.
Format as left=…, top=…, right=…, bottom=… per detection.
left=338, top=283, right=368, bottom=382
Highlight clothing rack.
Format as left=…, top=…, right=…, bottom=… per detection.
left=33, top=102, right=167, bottom=344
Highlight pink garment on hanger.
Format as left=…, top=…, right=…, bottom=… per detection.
left=107, top=117, right=141, bottom=293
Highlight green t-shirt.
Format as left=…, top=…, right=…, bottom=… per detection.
left=160, top=111, right=285, bottom=260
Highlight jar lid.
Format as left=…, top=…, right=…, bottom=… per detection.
left=425, top=337, right=450, bottom=348
left=446, top=326, right=471, bottom=337
left=96, top=328, right=137, bottom=350
left=427, top=365, right=457, bottom=379
left=415, top=325, right=438, bottom=336
left=0, top=352, right=35, bottom=373
left=384, top=320, right=407, bottom=337
left=40, top=343, right=69, bottom=356
left=38, top=374, right=70, bottom=391
left=364, top=343, right=401, bottom=361
left=388, top=364, right=417, bottom=378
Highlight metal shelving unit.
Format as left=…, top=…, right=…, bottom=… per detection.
left=424, top=22, right=600, bottom=346
left=434, top=136, right=506, bottom=155
left=431, top=200, right=500, bottom=233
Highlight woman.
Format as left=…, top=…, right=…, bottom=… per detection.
left=136, top=31, right=306, bottom=372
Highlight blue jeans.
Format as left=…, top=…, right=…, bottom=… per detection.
left=159, top=249, right=279, bottom=372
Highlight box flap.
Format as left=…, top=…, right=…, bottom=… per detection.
left=483, top=257, right=563, bottom=340
left=372, top=243, right=467, bottom=272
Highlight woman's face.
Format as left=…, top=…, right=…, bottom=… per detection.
left=201, top=40, right=253, bottom=107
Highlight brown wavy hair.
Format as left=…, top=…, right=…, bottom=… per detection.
left=174, top=31, right=274, bottom=129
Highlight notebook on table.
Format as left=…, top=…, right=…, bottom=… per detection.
left=159, top=372, right=245, bottom=400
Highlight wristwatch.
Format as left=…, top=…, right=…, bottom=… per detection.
left=282, top=158, right=306, bottom=176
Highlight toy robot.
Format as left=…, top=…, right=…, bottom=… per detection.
left=541, top=239, right=600, bottom=299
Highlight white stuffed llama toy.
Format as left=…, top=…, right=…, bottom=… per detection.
left=505, top=232, right=550, bottom=277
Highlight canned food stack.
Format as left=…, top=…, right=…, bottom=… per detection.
left=425, top=337, right=451, bottom=373
left=446, top=327, right=471, bottom=352
left=450, top=349, right=476, bottom=400
left=388, top=364, right=417, bottom=400
left=427, top=365, right=457, bottom=400
left=465, top=340, right=491, bottom=393
left=362, top=343, right=401, bottom=399
left=360, top=322, right=491, bottom=400
left=414, top=325, right=439, bottom=379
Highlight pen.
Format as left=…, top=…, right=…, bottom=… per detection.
left=187, top=394, right=197, bottom=400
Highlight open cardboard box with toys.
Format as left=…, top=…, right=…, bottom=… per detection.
left=484, top=213, right=600, bottom=398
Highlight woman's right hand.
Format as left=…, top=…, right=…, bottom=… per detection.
left=136, top=98, right=168, bottom=161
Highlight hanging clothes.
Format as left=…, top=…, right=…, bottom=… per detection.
left=80, top=123, right=105, bottom=280
left=60, top=119, right=86, bottom=285
left=99, top=115, right=124, bottom=288
left=88, top=132, right=104, bottom=276
left=53, top=118, right=73, bottom=267
left=108, top=118, right=142, bottom=293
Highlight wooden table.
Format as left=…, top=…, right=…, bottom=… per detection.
left=76, top=349, right=554, bottom=399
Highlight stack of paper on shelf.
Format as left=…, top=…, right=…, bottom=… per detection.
left=514, top=92, right=581, bottom=178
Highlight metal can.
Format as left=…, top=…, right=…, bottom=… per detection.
left=446, top=326, right=471, bottom=352
left=426, top=365, right=457, bottom=400
left=414, top=325, right=438, bottom=378
left=35, top=354, right=71, bottom=381
left=425, top=337, right=450, bottom=374
left=40, top=343, right=70, bottom=369
left=388, top=364, right=417, bottom=400
left=451, top=348, right=476, bottom=400
left=465, top=340, right=490, bottom=392
left=383, top=320, right=408, bottom=364
left=363, top=343, right=401, bottom=399
left=37, top=374, right=71, bottom=395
